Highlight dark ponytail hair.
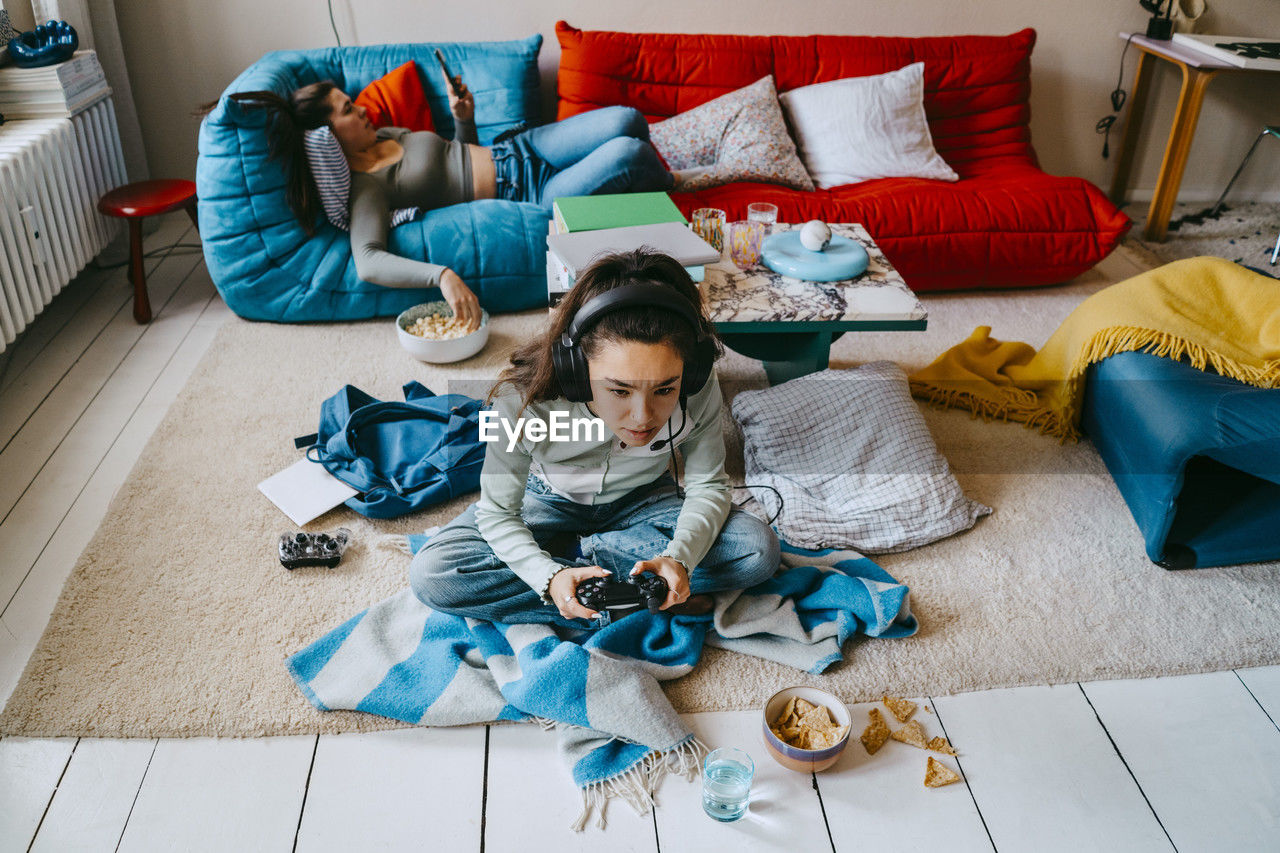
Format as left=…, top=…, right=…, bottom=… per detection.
left=489, top=249, right=723, bottom=409
left=199, top=81, right=339, bottom=235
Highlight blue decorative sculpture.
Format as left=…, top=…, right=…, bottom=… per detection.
left=8, top=20, right=79, bottom=69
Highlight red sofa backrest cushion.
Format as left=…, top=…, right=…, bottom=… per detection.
left=555, top=21, right=1037, bottom=168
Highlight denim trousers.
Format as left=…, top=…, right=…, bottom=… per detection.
left=409, top=475, right=781, bottom=629
left=490, top=106, right=674, bottom=209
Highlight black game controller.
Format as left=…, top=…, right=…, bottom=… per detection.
left=278, top=528, right=351, bottom=570
left=576, top=572, right=669, bottom=620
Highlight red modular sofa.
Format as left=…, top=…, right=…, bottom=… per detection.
left=555, top=22, right=1131, bottom=292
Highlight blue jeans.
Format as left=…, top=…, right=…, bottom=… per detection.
left=409, top=475, right=780, bottom=628
left=490, top=106, right=674, bottom=209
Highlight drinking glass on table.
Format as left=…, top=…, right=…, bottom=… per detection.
left=702, top=747, right=754, bottom=822
left=747, top=202, right=779, bottom=235
left=729, top=220, right=766, bottom=268
left=691, top=207, right=727, bottom=253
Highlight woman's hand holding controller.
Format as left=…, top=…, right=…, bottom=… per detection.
left=549, top=565, right=610, bottom=620
left=632, top=557, right=690, bottom=611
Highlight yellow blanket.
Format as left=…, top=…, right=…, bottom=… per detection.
left=908, top=256, right=1280, bottom=440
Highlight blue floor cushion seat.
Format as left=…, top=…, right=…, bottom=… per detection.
left=196, top=38, right=552, bottom=322
left=1083, top=350, right=1280, bottom=569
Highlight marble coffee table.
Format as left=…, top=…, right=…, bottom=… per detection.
left=701, top=222, right=927, bottom=384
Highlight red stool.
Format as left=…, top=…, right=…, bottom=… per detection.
left=97, top=179, right=199, bottom=324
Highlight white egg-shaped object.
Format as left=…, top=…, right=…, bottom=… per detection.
left=799, top=219, right=832, bottom=252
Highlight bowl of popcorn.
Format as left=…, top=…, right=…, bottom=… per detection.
left=395, top=301, right=490, bottom=363
left=762, top=686, right=852, bottom=772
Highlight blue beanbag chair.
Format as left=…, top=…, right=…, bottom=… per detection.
left=196, top=37, right=552, bottom=322
left=1082, top=350, right=1280, bottom=569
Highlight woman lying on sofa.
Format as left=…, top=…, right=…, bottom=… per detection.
left=227, top=72, right=673, bottom=329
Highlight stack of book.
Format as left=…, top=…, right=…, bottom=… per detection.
left=0, top=50, right=111, bottom=119
left=551, top=191, right=688, bottom=235
left=546, top=192, right=719, bottom=308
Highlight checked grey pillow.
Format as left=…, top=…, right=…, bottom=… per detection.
left=731, top=362, right=991, bottom=553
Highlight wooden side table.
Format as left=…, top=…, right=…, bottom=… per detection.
left=702, top=223, right=927, bottom=385
left=1108, top=33, right=1274, bottom=242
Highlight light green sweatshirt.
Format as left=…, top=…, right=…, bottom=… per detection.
left=474, top=372, right=732, bottom=601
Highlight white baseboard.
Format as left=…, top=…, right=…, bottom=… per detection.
left=1121, top=189, right=1280, bottom=205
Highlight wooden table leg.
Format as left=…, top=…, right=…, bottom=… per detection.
left=1143, top=65, right=1219, bottom=242
left=1109, top=51, right=1154, bottom=205
left=127, top=218, right=152, bottom=324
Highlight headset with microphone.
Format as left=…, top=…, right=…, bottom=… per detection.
left=549, top=279, right=783, bottom=522
left=646, top=407, right=687, bottom=452
left=551, top=281, right=716, bottom=407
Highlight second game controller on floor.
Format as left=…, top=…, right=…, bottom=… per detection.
left=278, top=528, right=351, bottom=570
left=576, top=572, right=669, bottom=617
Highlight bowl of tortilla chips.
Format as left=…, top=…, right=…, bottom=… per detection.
left=762, top=686, right=852, bottom=772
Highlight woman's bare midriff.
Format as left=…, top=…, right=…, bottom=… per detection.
left=470, top=145, right=497, bottom=200
left=350, top=139, right=496, bottom=201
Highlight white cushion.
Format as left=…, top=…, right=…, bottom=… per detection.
left=779, top=63, right=959, bottom=190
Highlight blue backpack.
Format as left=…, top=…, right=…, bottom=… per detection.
left=297, top=382, right=485, bottom=519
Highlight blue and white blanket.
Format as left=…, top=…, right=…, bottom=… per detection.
left=287, top=536, right=916, bottom=830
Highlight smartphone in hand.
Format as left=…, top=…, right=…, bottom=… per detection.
left=434, top=49, right=464, bottom=97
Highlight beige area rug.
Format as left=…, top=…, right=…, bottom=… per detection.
left=4, top=246, right=1279, bottom=738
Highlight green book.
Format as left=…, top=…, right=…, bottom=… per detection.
left=552, top=192, right=687, bottom=233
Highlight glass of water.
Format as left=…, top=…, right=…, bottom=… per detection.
left=702, top=746, right=754, bottom=822
left=746, top=202, right=779, bottom=235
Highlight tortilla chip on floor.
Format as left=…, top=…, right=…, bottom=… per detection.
left=883, top=695, right=918, bottom=722
left=890, top=719, right=928, bottom=749
left=860, top=708, right=891, bottom=755
left=925, top=756, right=962, bottom=788
left=927, top=736, right=957, bottom=755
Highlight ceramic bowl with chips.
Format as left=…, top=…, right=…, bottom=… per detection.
left=395, top=301, right=490, bottom=363
left=761, top=686, right=852, bottom=773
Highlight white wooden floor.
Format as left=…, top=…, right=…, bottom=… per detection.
left=1, top=222, right=1278, bottom=852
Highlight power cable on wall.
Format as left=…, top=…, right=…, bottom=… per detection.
left=327, top=0, right=342, bottom=46
left=1096, top=33, right=1138, bottom=160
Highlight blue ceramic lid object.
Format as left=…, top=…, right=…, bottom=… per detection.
left=760, top=231, right=869, bottom=282
left=8, top=20, right=78, bottom=69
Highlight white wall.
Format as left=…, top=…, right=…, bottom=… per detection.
left=48, top=0, right=1280, bottom=203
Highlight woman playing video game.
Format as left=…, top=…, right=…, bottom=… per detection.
left=226, top=65, right=674, bottom=332
left=408, top=249, right=780, bottom=627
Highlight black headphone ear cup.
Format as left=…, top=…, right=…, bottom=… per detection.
left=568, top=344, right=591, bottom=402
left=553, top=337, right=593, bottom=402
left=551, top=338, right=580, bottom=402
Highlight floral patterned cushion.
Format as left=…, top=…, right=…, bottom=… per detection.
left=649, top=76, right=813, bottom=192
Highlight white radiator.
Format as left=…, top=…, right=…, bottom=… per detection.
left=0, top=97, right=126, bottom=353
